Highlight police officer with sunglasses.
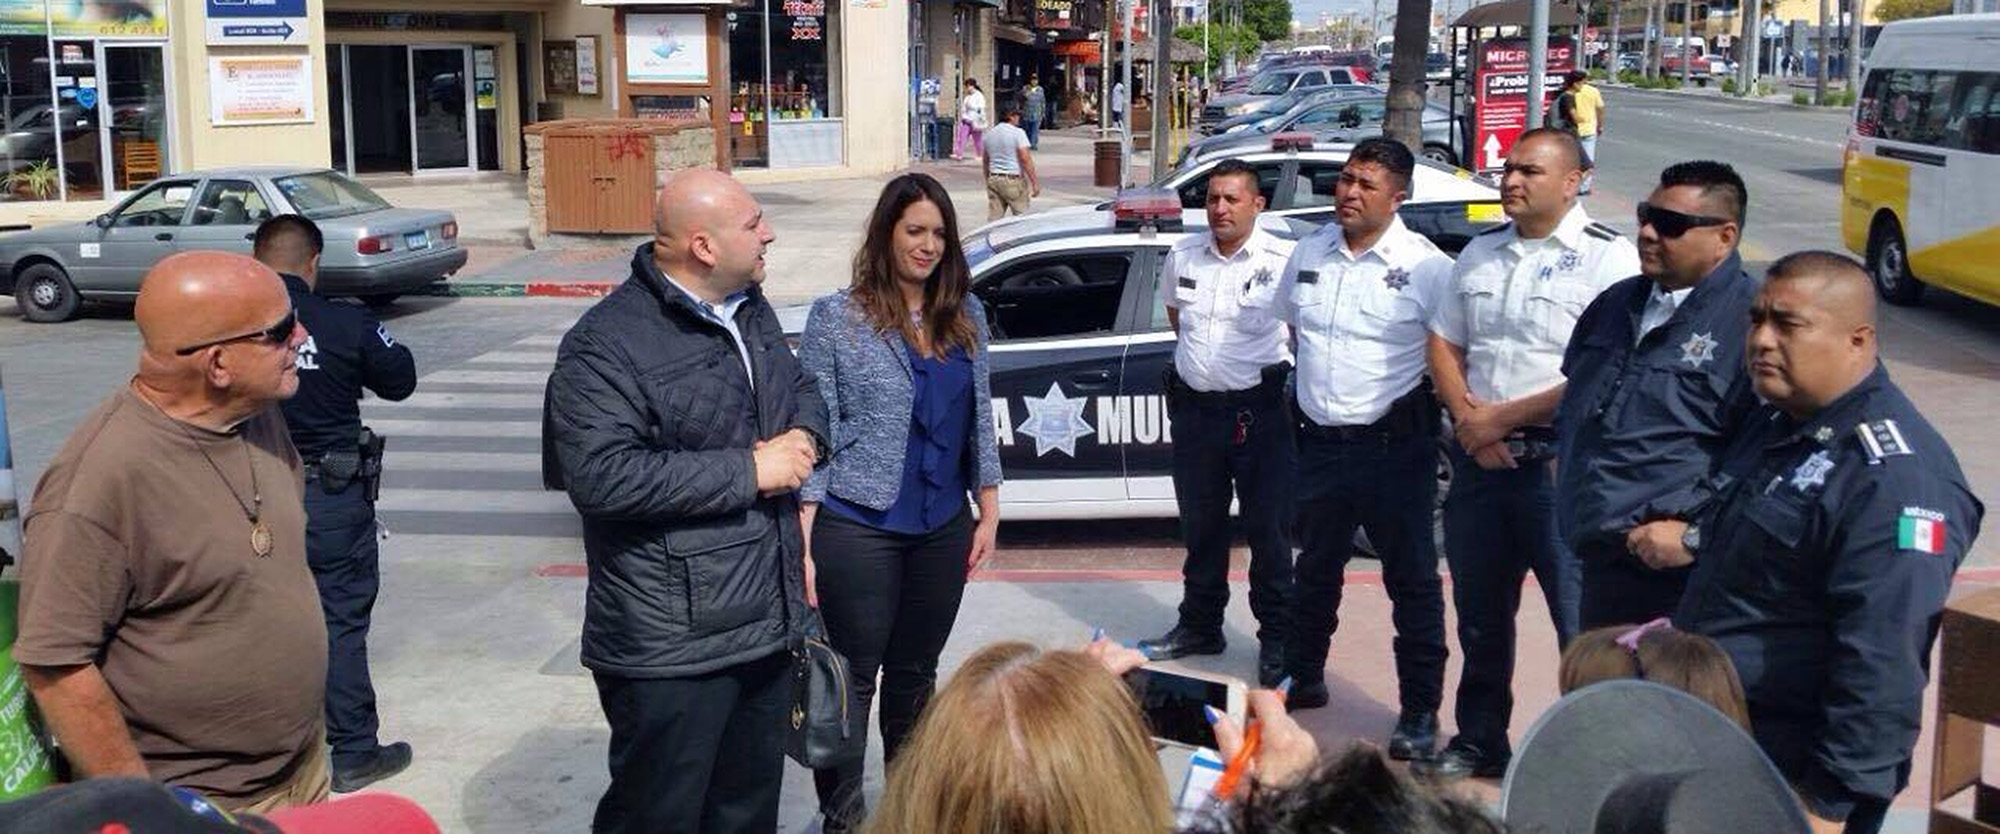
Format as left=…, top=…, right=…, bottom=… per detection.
left=253, top=214, right=418, bottom=793
left=1554, top=160, right=1762, bottom=630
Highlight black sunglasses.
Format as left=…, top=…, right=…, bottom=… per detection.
left=1636, top=202, right=1730, bottom=239
left=175, top=308, right=298, bottom=356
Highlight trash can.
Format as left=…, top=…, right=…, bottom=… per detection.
left=1094, top=135, right=1122, bottom=188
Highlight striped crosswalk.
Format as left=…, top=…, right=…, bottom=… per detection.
left=366, top=324, right=579, bottom=539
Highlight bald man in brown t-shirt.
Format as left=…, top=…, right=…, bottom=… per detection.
left=15, top=252, right=330, bottom=813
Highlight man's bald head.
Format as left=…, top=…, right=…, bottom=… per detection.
left=132, top=252, right=304, bottom=422
left=650, top=169, right=774, bottom=300
left=1747, top=250, right=1878, bottom=419
left=1765, top=250, right=1876, bottom=328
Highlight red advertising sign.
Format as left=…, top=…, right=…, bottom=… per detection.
left=1472, top=37, right=1577, bottom=174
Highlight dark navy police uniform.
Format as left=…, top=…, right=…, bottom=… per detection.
left=279, top=273, right=417, bottom=771
left=1677, top=364, right=1982, bottom=834
left=1556, top=253, right=1759, bottom=628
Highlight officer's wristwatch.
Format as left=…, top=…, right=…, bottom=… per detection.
left=1680, top=523, right=1703, bottom=557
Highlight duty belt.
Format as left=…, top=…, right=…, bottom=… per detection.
left=1166, top=362, right=1290, bottom=408
left=1505, top=427, right=1560, bottom=462
left=1296, top=382, right=1438, bottom=441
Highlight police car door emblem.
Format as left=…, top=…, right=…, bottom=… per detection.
left=1678, top=332, right=1718, bottom=369
left=1383, top=267, right=1410, bottom=291
left=1790, top=450, right=1835, bottom=492
left=1017, top=382, right=1095, bottom=457
left=1557, top=250, right=1582, bottom=272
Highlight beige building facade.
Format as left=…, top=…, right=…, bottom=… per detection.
left=0, top=0, right=929, bottom=225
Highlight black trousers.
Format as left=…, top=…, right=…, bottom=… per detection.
left=810, top=508, right=975, bottom=827
left=1441, top=449, right=1579, bottom=758
left=592, top=654, right=790, bottom=834
left=1167, top=381, right=1295, bottom=642
left=303, top=479, right=381, bottom=769
left=1578, top=546, right=1692, bottom=631
left=1287, top=422, right=1447, bottom=715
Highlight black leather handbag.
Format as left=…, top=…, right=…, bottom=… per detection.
left=785, top=616, right=861, bottom=769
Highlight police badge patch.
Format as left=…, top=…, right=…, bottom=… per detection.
left=1790, top=450, right=1835, bottom=492
left=1383, top=267, right=1410, bottom=290
left=1557, top=250, right=1582, bottom=272
left=1250, top=266, right=1275, bottom=287
left=1678, top=332, right=1718, bottom=369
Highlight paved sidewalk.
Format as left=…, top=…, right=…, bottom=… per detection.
left=394, top=128, right=1145, bottom=305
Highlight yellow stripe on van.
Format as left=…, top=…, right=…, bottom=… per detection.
left=1842, top=155, right=1911, bottom=258
left=1910, top=225, right=2000, bottom=307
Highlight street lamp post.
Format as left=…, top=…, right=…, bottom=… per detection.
left=1528, top=0, right=1549, bottom=128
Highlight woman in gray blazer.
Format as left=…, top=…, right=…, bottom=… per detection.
left=794, top=172, right=1004, bottom=832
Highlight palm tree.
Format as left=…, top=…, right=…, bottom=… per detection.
left=1382, top=0, right=1433, bottom=155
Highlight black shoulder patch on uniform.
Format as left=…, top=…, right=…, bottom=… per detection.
left=1475, top=222, right=1514, bottom=237
left=1297, top=270, right=1319, bottom=285
left=1585, top=222, right=1621, bottom=241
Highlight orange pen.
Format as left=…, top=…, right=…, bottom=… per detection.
left=1211, top=679, right=1289, bottom=800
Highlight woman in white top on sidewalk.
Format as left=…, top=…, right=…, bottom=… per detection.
left=952, top=79, right=987, bottom=161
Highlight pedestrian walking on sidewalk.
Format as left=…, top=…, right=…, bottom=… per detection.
left=1023, top=74, right=1047, bottom=148
left=256, top=215, right=419, bottom=794
left=982, top=109, right=1040, bottom=222
left=1137, top=159, right=1298, bottom=689
left=953, top=79, right=987, bottom=161
left=16, top=252, right=329, bottom=814
left=1420, top=128, right=1639, bottom=781
left=543, top=169, right=830, bottom=834
left=794, top=173, right=1004, bottom=833
left=1272, top=139, right=1452, bottom=766
left=1566, top=71, right=1606, bottom=194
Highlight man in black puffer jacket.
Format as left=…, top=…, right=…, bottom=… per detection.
left=542, top=169, right=829, bottom=834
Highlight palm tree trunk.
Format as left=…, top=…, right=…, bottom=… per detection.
left=1383, top=0, right=1434, bottom=156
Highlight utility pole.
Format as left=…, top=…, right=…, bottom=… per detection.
left=1121, top=0, right=1135, bottom=185
left=1610, top=0, right=1623, bottom=72
left=1528, top=0, right=1549, bottom=127
left=1815, top=0, right=1829, bottom=104
left=1846, top=0, right=1862, bottom=93
left=1102, top=0, right=1113, bottom=130
left=1152, top=0, right=1170, bottom=181
left=1740, top=0, right=1760, bottom=91
left=1678, top=2, right=1690, bottom=88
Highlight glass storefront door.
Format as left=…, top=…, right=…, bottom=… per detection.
left=411, top=46, right=472, bottom=171
left=51, top=40, right=100, bottom=200
left=102, top=44, right=166, bottom=194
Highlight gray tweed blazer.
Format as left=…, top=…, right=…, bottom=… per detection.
left=796, top=288, right=1004, bottom=509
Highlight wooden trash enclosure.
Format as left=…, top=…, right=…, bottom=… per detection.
left=1932, top=586, right=2000, bottom=833
left=529, top=120, right=675, bottom=235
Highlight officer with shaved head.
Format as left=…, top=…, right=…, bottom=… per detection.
left=16, top=252, right=330, bottom=812
left=1675, top=251, right=1983, bottom=834
left=545, top=169, right=830, bottom=833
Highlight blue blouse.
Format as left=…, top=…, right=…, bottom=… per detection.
left=824, top=340, right=975, bottom=535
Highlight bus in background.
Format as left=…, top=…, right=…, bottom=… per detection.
left=1842, top=14, right=2000, bottom=308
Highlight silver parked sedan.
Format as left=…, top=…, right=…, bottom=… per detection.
left=0, top=166, right=466, bottom=322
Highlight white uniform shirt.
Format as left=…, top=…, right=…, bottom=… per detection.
left=1156, top=225, right=1296, bottom=392
left=1429, top=203, right=1640, bottom=404
left=1277, top=216, right=1454, bottom=427
left=1636, top=283, right=1691, bottom=344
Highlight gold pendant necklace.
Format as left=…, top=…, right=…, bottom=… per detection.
left=142, top=388, right=270, bottom=557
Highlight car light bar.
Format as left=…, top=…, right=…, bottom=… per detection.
left=1110, top=187, right=1183, bottom=231
left=1271, top=132, right=1314, bottom=152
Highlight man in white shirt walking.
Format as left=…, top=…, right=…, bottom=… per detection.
left=1272, top=139, right=1452, bottom=766
left=981, top=109, right=1040, bottom=222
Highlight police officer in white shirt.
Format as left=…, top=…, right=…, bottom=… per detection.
left=1420, top=127, right=1641, bottom=780
left=1272, top=139, right=1450, bottom=763
left=1137, top=159, right=1297, bottom=688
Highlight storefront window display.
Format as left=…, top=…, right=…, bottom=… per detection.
left=727, top=0, right=841, bottom=169
left=0, top=0, right=169, bottom=202
left=0, top=35, right=57, bottom=202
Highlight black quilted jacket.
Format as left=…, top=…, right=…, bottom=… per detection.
left=542, top=244, right=829, bottom=677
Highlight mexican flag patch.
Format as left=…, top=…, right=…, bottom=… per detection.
left=1898, top=508, right=1947, bottom=555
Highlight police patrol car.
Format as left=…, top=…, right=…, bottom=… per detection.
left=974, top=134, right=1504, bottom=255
left=788, top=139, right=1503, bottom=520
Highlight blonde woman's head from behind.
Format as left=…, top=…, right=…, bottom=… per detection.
left=864, top=641, right=1174, bottom=834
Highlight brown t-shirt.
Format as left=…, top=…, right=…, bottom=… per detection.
left=15, top=386, right=326, bottom=802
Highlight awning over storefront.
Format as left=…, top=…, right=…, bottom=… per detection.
left=1053, top=38, right=1101, bottom=63
left=1451, top=0, right=1582, bottom=28
left=955, top=0, right=1004, bottom=8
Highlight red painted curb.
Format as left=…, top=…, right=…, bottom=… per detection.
left=524, top=282, right=619, bottom=298
left=535, top=563, right=2000, bottom=585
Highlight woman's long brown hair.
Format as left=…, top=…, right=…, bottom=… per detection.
left=849, top=173, right=979, bottom=358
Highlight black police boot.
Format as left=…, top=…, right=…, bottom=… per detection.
left=1387, top=712, right=1439, bottom=762
left=1257, top=640, right=1287, bottom=688
left=1137, top=625, right=1226, bottom=661
left=1412, top=738, right=1508, bottom=780
left=1286, top=678, right=1331, bottom=710
left=332, top=742, right=414, bottom=793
